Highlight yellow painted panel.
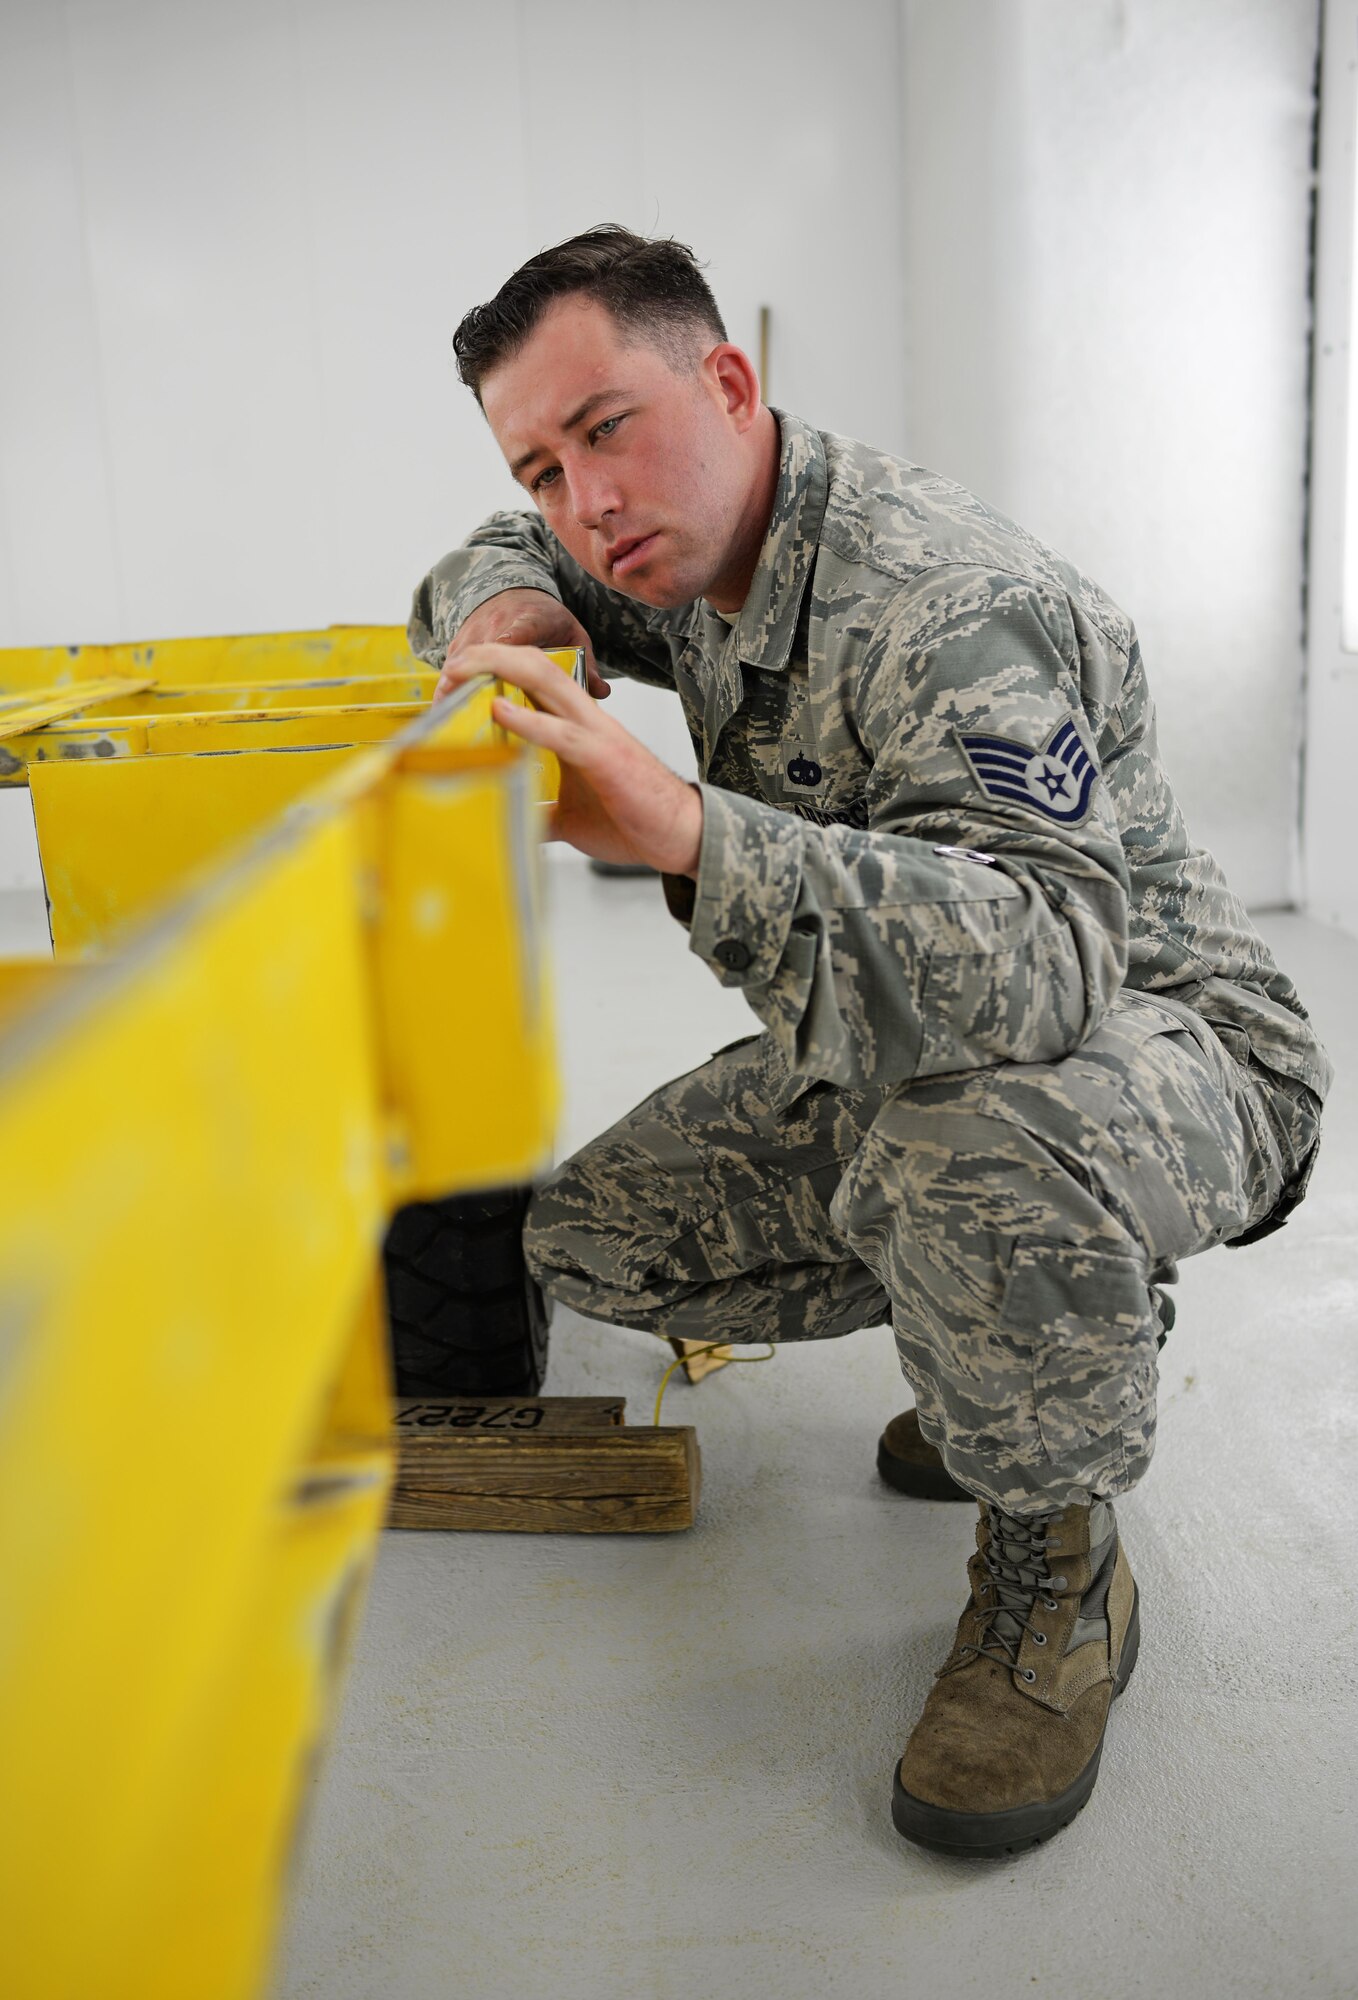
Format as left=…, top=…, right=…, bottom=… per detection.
left=0, top=624, right=418, bottom=696
left=0, top=818, right=392, bottom=2000
left=144, top=704, right=425, bottom=755
left=0, top=672, right=558, bottom=2000
left=1, top=715, right=151, bottom=774
left=0, top=674, right=155, bottom=737
left=0, top=647, right=579, bottom=792
left=136, top=1274, right=393, bottom=2000
left=31, top=744, right=364, bottom=953
left=373, top=752, right=558, bottom=1199
left=83, top=670, right=438, bottom=717
left=7, top=701, right=422, bottom=777
left=131, top=1475, right=387, bottom=2000
left=27, top=658, right=576, bottom=954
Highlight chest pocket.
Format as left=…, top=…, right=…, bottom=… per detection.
left=769, top=658, right=870, bottom=829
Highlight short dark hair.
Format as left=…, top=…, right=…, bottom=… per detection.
left=452, top=224, right=728, bottom=401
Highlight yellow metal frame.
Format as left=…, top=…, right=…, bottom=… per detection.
left=0, top=679, right=559, bottom=2000
left=0, top=622, right=419, bottom=698
left=0, top=627, right=443, bottom=788
left=7, top=632, right=578, bottom=952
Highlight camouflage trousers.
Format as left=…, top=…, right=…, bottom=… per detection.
left=525, top=991, right=1321, bottom=1513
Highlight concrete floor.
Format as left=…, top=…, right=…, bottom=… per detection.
left=277, top=856, right=1358, bottom=2000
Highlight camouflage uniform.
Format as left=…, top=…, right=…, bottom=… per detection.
left=410, top=410, right=1331, bottom=1512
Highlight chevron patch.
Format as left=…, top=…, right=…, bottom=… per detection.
left=955, top=717, right=1100, bottom=826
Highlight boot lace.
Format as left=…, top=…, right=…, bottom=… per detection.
left=959, top=1505, right=1064, bottom=1679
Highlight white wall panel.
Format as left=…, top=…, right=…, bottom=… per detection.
left=0, top=1, right=125, bottom=643
left=64, top=0, right=330, bottom=638
left=0, top=0, right=904, bottom=703
left=1304, top=0, right=1358, bottom=936
left=900, top=0, right=1320, bottom=908
left=289, top=0, right=530, bottom=625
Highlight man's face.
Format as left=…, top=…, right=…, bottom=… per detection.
left=480, top=296, right=749, bottom=610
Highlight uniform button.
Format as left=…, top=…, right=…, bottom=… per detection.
left=714, top=938, right=751, bottom=972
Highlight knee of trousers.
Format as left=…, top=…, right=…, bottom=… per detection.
left=829, top=1074, right=1161, bottom=1505
left=521, top=1150, right=696, bottom=1313
left=828, top=1069, right=1124, bottom=1270
left=522, top=1158, right=619, bottom=1293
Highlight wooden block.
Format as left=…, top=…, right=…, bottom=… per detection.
left=394, top=1395, right=624, bottom=1442
left=666, top=1336, right=735, bottom=1383
left=388, top=1397, right=700, bottom=1533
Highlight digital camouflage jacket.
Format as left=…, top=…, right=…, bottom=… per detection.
left=409, top=410, right=1331, bottom=1107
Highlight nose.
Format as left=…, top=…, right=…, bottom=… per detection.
left=566, top=457, right=621, bottom=531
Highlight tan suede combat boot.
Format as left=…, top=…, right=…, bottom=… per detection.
left=892, top=1499, right=1139, bottom=1856
left=877, top=1408, right=972, bottom=1501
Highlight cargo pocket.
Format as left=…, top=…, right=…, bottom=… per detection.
left=1000, top=1235, right=1160, bottom=1493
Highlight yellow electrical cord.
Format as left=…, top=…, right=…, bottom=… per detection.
left=652, top=1340, right=776, bottom=1426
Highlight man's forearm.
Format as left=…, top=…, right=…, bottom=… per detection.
left=409, top=517, right=562, bottom=668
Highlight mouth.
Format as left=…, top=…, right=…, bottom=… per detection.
left=606, top=532, right=659, bottom=579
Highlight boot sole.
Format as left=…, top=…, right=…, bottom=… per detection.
left=891, top=1583, right=1141, bottom=1859
left=875, top=1437, right=973, bottom=1503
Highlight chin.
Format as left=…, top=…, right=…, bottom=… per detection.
left=611, top=564, right=704, bottom=611
left=624, top=580, right=696, bottom=610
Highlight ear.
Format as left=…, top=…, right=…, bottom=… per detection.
left=700, top=343, right=762, bottom=433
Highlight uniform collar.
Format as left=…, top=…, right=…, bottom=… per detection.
left=693, top=408, right=828, bottom=672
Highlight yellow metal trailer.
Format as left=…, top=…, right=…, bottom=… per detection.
left=0, top=671, right=560, bottom=2000
left=0, top=623, right=575, bottom=950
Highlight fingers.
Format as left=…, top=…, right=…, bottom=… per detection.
left=435, top=634, right=524, bottom=701
left=435, top=631, right=605, bottom=703
left=445, top=643, right=597, bottom=721
left=489, top=694, right=583, bottom=756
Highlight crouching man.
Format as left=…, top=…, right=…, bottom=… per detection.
left=411, top=226, right=1330, bottom=1857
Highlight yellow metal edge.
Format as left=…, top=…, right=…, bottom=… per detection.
left=0, top=625, right=419, bottom=696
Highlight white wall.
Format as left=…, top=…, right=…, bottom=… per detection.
left=1305, top=0, right=1358, bottom=937
left=0, top=0, right=905, bottom=654
left=0, top=0, right=907, bottom=795
left=899, top=0, right=1321, bottom=909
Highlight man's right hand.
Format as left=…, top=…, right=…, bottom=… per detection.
left=434, top=589, right=609, bottom=700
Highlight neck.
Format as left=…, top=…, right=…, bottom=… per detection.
left=703, top=406, right=782, bottom=617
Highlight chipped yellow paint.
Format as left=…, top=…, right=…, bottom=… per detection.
left=81, top=670, right=439, bottom=716
left=0, top=674, right=157, bottom=740
left=0, top=682, right=557, bottom=2000
left=0, top=631, right=576, bottom=794
left=0, top=676, right=440, bottom=782
left=0, top=622, right=419, bottom=696
left=1, top=700, right=426, bottom=783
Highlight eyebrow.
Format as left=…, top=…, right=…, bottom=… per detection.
left=509, top=388, right=632, bottom=480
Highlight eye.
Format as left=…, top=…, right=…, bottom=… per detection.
left=531, top=464, right=560, bottom=495
left=592, top=414, right=624, bottom=441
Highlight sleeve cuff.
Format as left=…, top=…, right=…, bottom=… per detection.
left=407, top=559, right=564, bottom=669
left=457, top=563, right=564, bottom=622
left=661, top=872, right=696, bottom=926
left=687, top=784, right=803, bottom=985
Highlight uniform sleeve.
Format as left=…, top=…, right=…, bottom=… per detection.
left=407, top=510, right=680, bottom=689
left=678, top=568, right=1132, bottom=1090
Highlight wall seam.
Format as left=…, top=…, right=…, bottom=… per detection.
left=60, top=0, right=129, bottom=644
left=1296, top=0, right=1327, bottom=912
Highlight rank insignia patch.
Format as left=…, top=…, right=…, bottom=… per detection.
left=956, top=717, right=1100, bottom=826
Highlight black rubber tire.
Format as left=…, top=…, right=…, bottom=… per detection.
left=381, top=1185, right=550, bottom=1397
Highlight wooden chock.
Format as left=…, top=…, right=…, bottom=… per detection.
left=388, top=1395, right=700, bottom=1533
left=667, top=1336, right=735, bottom=1384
